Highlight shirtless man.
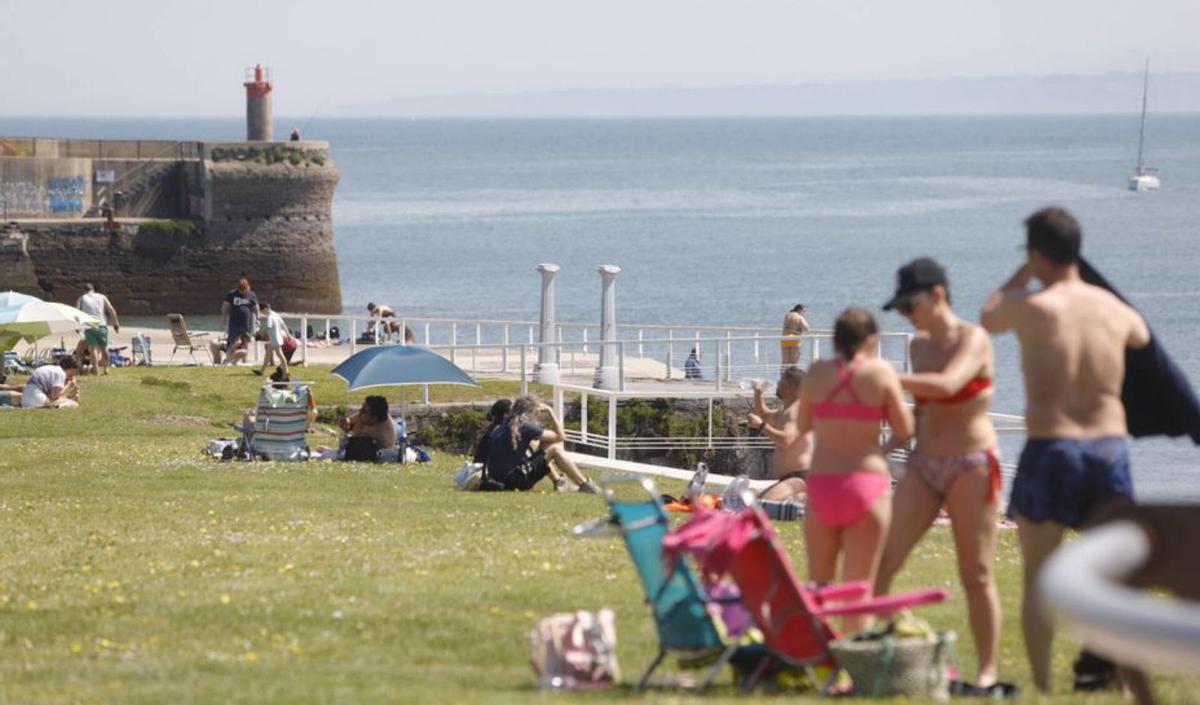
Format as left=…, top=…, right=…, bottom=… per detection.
left=780, top=304, right=810, bottom=366
left=748, top=365, right=812, bottom=502
left=338, top=396, right=399, bottom=461
left=981, top=207, right=1149, bottom=693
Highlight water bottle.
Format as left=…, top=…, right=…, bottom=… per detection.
left=686, top=462, right=709, bottom=501
left=720, top=475, right=752, bottom=513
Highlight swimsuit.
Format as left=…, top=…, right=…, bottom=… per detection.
left=807, top=360, right=890, bottom=528
left=810, top=359, right=886, bottom=423
left=908, top=448, right=1003, bottom=504
left=912, top=374, right=991, bottom=407
left=805, top=472, right=891, bottom=529
left=1007, top=437, right=1133, bottom=528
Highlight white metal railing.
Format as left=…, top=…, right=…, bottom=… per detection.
left=273, top=310, right=914, bottom=387
left=1041, top=520, right=1200, bottom=674
left=275, top=310, right=881, bottom=376
left=550, top=381, right=1025, bottom=468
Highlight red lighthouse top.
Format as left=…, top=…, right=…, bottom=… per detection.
left=244, top=64, right=273, bottom=98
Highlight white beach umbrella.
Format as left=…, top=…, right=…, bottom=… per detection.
left=0, top=300, right=101, bottom=344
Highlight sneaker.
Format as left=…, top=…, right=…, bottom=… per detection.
left=577, top=481, right=602, bottom=494
left=554, top=477, right=577, bottom=493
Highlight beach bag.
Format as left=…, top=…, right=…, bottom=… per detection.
left=203, top=438, right=240, bottom=459
left=830, top=614, right=955, bottom=700
left=530, top=609, right=619, bottom=690
left=282, top=336, right=298, bottom=356
left=454, top=461, right=484, bottom=491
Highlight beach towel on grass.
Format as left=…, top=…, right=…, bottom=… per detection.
left=1080, top=257, right=1200, bottom=444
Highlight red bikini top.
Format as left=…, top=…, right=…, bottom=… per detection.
left=810, top=360, right=886, bottom=423
left=913, top=375, right=991, bottom=406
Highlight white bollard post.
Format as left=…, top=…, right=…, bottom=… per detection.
left=450, top=322, right=457, bottom=364
left=594, top=264, right=621, bottom=390
left=534, top=263, right=560, bottom=384
left=350, top=319, right=357, bottom=357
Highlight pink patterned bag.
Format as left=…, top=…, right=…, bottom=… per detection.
left=530, top=609, right=620, bottom=689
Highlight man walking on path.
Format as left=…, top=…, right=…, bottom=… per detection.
left=980, top=207, right=1149, bottom=693
left=75, top=284, right=120, bottom=375
left=780, top=304, right=810, bottom=366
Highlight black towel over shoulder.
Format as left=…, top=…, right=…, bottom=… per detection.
left=1079, top=258, right=1200, bottom=444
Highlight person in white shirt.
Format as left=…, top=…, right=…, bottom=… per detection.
left=75, top=284, right=120, bottom=375
left=22, top=355, right=80, bottom=409
left=256, top=303, right=292, bottom=376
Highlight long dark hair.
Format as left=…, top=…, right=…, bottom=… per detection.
left=507, top=394, right=539, bottom=450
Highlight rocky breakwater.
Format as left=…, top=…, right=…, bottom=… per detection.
left=0, top=141, right=342, bottom=315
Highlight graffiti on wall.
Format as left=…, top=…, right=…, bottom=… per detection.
left=0, top=174, right=87, bottom=216
left=0, top=181, right=43, bottom=216
left=47, top=175, right=85, bottom=213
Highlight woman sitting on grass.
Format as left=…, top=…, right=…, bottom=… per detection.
left=481, top=394, right=599, bottom=493
left=472, top=399, right=511, bottom=464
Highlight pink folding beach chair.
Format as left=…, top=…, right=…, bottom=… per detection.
left=663, top=504, right=949, bottom=693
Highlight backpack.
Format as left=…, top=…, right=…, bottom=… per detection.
left=530, top=609, right=619, bottom=690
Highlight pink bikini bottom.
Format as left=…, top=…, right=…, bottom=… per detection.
left=805, top=471, right=891, bottom=529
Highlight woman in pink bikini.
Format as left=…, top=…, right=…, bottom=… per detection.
left=798, top=308, right=913, bottom=632
left=874, top=258, right=1012, bottom=696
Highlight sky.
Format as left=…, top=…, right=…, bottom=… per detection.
left=2, top=0, right=1199, bottom=116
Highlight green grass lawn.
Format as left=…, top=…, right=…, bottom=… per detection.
left=0, top=367, right=1195, bottom=703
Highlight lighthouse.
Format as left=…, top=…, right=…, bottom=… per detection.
left=244, top=65, right=273, bottom=142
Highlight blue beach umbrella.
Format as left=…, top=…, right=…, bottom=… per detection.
left=330, top=345, right=480, bottom=391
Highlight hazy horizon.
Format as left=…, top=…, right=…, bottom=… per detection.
left=2, top=0, right=1198, bottom=117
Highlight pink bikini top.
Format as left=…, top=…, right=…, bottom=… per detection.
left=810, top=360, right=886, bottom=423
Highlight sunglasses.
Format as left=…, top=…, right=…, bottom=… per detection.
left=896, top=290, right=930, bottom=315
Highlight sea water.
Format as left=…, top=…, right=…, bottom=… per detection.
left=4, top=115, right=1199, bottom=499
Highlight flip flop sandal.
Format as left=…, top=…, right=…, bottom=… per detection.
left=950, top=680, right=1021, bottom=698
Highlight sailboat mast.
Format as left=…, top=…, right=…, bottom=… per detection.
left=1136, top=58, right=1149, bottom=173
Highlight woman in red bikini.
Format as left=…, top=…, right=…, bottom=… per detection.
left=797, top=307, right=913, bottom=632
left=874, top=258, right=1013, bottom=696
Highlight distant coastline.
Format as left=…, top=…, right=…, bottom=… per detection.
left=338, top=71, right=1200, bottom=118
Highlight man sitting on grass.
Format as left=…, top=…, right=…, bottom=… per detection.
left=22, top=355, right=80, bottom=409
left=338, top=396, right=398, bottom=462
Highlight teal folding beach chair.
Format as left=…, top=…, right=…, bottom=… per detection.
left=574, top=477, right=757, bottom=690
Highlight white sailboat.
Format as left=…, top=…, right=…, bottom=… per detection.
left=1129, top=58, right=1160, bottom=192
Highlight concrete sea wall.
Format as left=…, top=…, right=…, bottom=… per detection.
left=0, top=139, right=342, bottom=314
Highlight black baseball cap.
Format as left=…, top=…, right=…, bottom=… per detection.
left=882, top=258, right=947, bottom=311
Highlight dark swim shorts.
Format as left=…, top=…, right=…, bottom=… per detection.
left=1007, top=437, right=1134, bottom=528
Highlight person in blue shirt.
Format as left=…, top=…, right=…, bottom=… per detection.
left=482, top=394, right=598, bottom=493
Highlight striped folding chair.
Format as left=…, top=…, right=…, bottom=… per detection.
left=249, top=383, right=312, bottom=461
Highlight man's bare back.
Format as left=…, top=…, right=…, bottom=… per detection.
left=985, top=269, right=1149, bottom=439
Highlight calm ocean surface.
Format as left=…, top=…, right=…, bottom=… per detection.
left=3, top=115, right=1199, bottom=499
